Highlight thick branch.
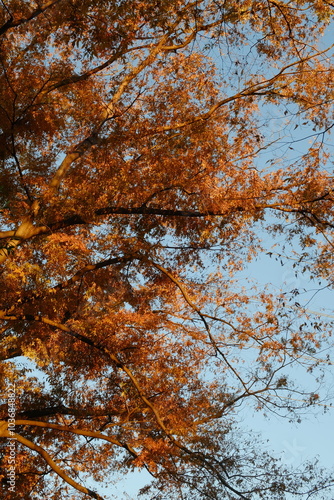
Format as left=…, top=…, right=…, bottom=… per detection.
left=14, top=405, right=119, bottom=420
left=0, top=217, right=47, bottom=264
left=0, top=0, right=60, bottom=36
left=95, top=206, right=224, bottom=217
left=0, top=230, right=16, bottom=239
left=14, top=420, right=136, bottom=453
left=0, top=423, right=104, bottom=500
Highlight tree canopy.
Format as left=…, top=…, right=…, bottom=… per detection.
left=1, top=0, right=334, bottom=498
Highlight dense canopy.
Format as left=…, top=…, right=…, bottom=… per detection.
left=1, top=1, right=334, bottom=499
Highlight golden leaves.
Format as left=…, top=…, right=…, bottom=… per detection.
left=1, top=0, right=334, bottom=498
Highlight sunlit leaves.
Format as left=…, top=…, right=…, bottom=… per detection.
left=1, top=0, right=334, bottom=499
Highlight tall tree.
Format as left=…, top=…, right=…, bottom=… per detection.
left=0, top=0, right=334, bottom=498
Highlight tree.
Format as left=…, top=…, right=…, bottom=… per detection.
left=0, top=0, right=334, bottom=498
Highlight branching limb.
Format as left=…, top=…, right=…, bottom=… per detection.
left=0, top=0, right=60, bottom=36
left=49, top=21, right=180, bottom=193
left=14, top=420, right=138, bottom=458
left=0, top=423, right=105, bottom=500
left=141, top=258, right=264, bottom=395
left=152, top=44, right=334, bottom=135
left=0, top=215, right=47, bottom=264
left=1, top=313, right=251, bottom=499
left=0, top=230, right=15, bottom=238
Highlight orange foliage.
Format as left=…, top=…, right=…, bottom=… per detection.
left=0, top=1, right=334, bottom=499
